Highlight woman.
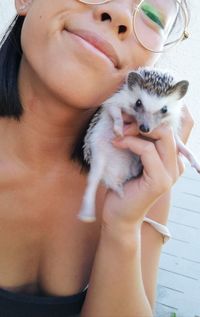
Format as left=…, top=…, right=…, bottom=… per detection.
left=0, top=0, right=193, bottom=316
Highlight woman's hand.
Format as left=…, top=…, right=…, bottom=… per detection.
left=102, top=106, right=194, bottom=236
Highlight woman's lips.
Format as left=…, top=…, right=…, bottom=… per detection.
left=65, top=28, right=120, bottom=69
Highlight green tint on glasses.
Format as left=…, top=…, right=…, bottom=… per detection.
left=140, top=2, right=165, bottom=29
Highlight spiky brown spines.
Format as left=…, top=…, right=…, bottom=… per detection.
left=137, top=67, right=175, bottom=97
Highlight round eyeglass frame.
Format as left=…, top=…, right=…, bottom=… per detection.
left=77, top=0, right=190, bottom=53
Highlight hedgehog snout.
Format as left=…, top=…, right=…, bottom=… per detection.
left=139, top=124, right=150, bottom=133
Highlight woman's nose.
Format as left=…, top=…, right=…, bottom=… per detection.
left=93, top=3, right=134, bottom=40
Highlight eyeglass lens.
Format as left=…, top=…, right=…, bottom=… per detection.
left=134, top=0, right=185, bottom=51
left=78, top=0, right=186, bottom=52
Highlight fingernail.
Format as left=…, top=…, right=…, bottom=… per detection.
left=112, top=139, right=123, bottom=146
left=124, top=125, right=131, bottom=131
left=124, top=126, right=132, bottom=135
left=113, top=136, right=123, bottom=142
left=123, top=124, right=139, bottom=136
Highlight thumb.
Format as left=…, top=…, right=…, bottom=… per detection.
left=123, top=122, right=139, bottom=136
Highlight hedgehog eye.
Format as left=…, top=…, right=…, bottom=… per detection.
left=160, top=106, right=168, bottom=114
left=136, top=99, right=142, bottom=108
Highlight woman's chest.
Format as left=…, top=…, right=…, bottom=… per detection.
left=0, top=165, right=104, bottom=295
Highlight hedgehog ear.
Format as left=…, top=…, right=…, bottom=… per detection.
left=127, top=72, right=143, bottom=90
left=167, top=80, right=189, bottom=100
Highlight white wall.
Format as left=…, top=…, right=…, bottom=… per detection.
left=157, top=0, right=200, bottom=161
left=0, top=0, right=16, bottom=37
left=0, top=0, right=200, bottom=160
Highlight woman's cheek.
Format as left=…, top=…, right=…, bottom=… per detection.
left=61, top=69, right=123, bottom=108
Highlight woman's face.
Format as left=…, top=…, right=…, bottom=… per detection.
left=15, top=0, right=178, bottom=109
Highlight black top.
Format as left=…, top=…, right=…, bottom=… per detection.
left=0, top=286, right=88, bottom=317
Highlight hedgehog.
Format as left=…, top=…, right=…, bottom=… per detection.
left=78, top=67, right=200, bottom=222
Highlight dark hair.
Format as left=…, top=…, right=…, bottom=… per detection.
left=0, top=15, right=25, bottom=121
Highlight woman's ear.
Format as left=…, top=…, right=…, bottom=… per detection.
left=15, top=0, right=32, bottom=16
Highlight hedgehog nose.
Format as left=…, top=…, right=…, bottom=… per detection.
left=139, top=124, right=150, bottom=133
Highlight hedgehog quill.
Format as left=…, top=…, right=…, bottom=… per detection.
left=78, top=67, right=200, bottom=222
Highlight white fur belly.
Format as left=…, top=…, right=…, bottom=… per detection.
left=79, top=127, right=142, bottom=222
left=101, top=143, right=133, bottom=188
left=79, top=110, right=142, bottom=222
left=89, top=123, right=141, bottom=191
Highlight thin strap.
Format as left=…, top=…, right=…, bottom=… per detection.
left=143, top=216, right=172, bottom=244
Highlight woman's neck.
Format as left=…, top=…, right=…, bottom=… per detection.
left=0, top=106, right=92, bottom=172
left=1, top=58, right=96, bottom=171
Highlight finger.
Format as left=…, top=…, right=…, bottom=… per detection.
left=180, top=106, right=194, bottom=144
left=177, top=154, right=186, bottom=176
left=140, top=125, right=178, bottom=180
left=123, top=122, right=139, bottom=136
left=112, top=136, right=170, bottom=188
left=112, top=123, right=139, bottom=141
left=122, top=112, right=136, bottom=124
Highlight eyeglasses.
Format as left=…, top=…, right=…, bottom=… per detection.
left=77, top=0, right=190, bottom=53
